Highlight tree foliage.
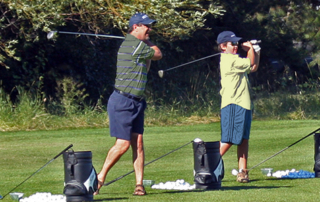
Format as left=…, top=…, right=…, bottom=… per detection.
left=0, top=0, right=320, bottom=110
left=0, top=0, right=224, bottom=104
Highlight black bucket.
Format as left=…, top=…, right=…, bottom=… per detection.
left=314, top=133, right=320, bottom=177
left=193, top=141, right=224, bottom=190
left=63, top=150, right=98, bottom=202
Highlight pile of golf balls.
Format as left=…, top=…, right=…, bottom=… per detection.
left=151, top=179, right=195, bottom=190
left=272, top=169, right=315, bottom=178
left=20, top=192, right=66, bottom=202
left=231, top=168, right=315, bottom=179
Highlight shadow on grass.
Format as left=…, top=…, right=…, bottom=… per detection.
left=93, top=197, right=129, bottom=201
left=148, top=184, right=291, bottom=195
left=222, top=178, right=311, bottom=182
left=93, top=192, right=129, bottom=201
left=219, top=185, right=291, bottom=191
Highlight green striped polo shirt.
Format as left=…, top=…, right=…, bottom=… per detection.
left=219, top=53, right=252, bottom=110
left=114, top=34, right=155, bottom=97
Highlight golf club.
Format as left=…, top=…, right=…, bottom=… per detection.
left=47, top=31, right=125, bottom=40
left=0, top=144, right=73, bottom=200
left=158, top=39, right=261, bottom=78
left=158, top=53, right=221, bottom=78
left=249, top=39, right=261, bottom=45
left=248, top=127, right=320, bottom=171
left=103, top=141, right=193, bottom=186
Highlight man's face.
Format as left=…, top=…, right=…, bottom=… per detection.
left=222, top=41, right=239, bottom=54
left=132, top=24, right=152, bottom=41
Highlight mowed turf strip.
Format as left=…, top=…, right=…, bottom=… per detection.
left=0, top=120, right=319, bottom=201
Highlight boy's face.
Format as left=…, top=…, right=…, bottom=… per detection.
left=221, top=41, right=239, bottom=54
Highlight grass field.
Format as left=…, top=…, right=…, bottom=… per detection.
left=1, top=120, right=320, bottom=201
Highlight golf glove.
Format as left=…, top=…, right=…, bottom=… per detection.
left=250, top=39, right=261, bottom=45
left=253, top=45, right=261, bottom=53
left=249, top=39, right=261, bottom=53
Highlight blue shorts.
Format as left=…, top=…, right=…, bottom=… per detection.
left=107, top=91, right=147, bottom=141
left=221, top=104, right=252, bottom=145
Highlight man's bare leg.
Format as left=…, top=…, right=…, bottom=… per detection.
left=94, top=138, right=131, bottom=195
left=131, top=133, right=144, bottom=186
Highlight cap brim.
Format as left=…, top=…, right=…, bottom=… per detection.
left=142, top=19, right=157, bottom=25
left=230, top=37, right=242, bottom=42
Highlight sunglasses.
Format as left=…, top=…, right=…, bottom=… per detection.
left=139, top=23, right=152, bottom=29
left=230, top=41, right=239, bottom=46
left=145, top=24, right=152, bottom=29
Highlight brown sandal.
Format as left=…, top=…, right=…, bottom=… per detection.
left=133, top=185, right=147, bottom=196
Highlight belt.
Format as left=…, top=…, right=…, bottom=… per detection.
left=114, top=89, right=144, bottom=102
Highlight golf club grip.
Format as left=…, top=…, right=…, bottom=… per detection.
left=53, top=144, right=73, bottom=159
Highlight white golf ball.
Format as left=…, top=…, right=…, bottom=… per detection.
left=194, top=138, right=203, bottom=143
left=231, top=169, right=238, bottom=176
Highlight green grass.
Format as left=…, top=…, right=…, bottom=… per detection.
left=1, top=120, right=320, bottom=201
left=2, top=87, right=320, bottom=131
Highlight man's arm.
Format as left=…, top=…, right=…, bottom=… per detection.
left=146, top=59, right=151, bottom=72
left=144, top=40, right=162, bottom=60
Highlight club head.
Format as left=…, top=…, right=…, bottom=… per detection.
left=0, top=195, right=3, bottom=199
left=47, top=31, right=58, bottom=40
left=158, top=70, right=164, bottom=78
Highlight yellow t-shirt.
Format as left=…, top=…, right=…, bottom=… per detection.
left=219, top=53, right=252, bottom=110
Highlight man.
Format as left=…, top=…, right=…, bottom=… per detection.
left=216, top=31, right=260, bottom=183
left=95, top=13, right=162, bottom=196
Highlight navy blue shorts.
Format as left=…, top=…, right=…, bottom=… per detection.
left=220, top=104, right=252, bottom=145
left=107, top=91, right=147, bottom=141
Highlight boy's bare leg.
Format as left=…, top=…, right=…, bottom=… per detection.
left=237, top=139, right=249, bottom=170
left=236, top=139, right=249, bottom=182
left=220, top=142, right=232, bottom=156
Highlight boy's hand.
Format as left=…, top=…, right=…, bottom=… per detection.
left=241, top=41, right=253, bottom=52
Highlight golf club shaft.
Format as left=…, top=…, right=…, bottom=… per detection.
left=249, top=128, right=320, bottom=171
left=0, top=144, right=73, bottom=199
left=103, top=141, right=193, bottom=186
left=164, top=53, right=221, bottom=72
left=57, top=31, right=125, bottom=39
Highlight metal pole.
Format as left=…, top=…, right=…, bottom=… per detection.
left=158, top=53, right=221, bottom=78
left=248, top=128, right=320, bottom=171
left=103, top=141, right=193, bottom=186
left=0, top=144, right=73, bottom=200
left=47, top=31, right=125, bottom=40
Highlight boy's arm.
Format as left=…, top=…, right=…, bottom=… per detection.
left=251, top=50, right=260, bottom=72
left=242, top=41, right=259, bottom=72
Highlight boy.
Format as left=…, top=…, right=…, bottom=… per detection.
left=217, top=31, right=260, bottom=182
